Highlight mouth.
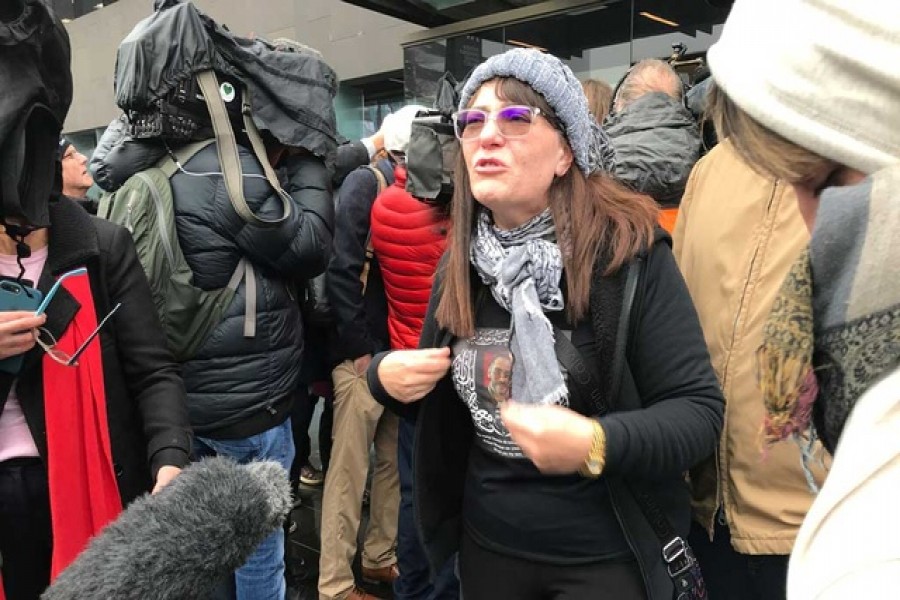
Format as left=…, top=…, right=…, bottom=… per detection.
left=474, top=157, right=507, bottom=173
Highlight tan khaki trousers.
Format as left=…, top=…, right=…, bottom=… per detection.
left=318, top=360, right=400, bottom=600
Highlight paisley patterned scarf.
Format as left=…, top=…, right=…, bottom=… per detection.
left=760, top=165, right=900, bottom=473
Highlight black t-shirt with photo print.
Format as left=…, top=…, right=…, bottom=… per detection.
left=453, top=289, right=631, bottom=564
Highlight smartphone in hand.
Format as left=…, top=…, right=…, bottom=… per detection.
left=0, top=280, right=44, bottom=375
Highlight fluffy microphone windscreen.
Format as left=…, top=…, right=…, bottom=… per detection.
left=43, top=457, right=292, bottom=600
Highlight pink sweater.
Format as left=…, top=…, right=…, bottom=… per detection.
left=0, top=246, right=48, bottom=462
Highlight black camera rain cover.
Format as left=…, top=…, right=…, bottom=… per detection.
left=114, top=0, right=338, bottom=168
left=0, top=0, right=72, bottom=228
left=406, top=73, right=459, bottom=203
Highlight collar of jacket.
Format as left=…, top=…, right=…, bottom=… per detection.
left=32, top=197, right=100, bottom=363
left=0, top=197, right=97, bottom=405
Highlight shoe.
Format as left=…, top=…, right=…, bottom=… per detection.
left=361, top=563, right=400, bottom=585
left=347, top=586, right=384, bottom=600
left=299, top=463, right=324, bottom=486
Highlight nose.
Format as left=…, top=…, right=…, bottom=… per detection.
left=477, top=115, right=504, bottom=146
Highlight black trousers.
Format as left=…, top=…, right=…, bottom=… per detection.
left=289, top=384, right=333, bottom=480
left=0, top=458, right=52, bottom=600
left=688, top=517, right=788, bottom=600
left=459, top=531, right=645, bottom=600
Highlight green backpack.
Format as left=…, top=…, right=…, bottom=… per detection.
left=99, top=70, right=293, bottom=362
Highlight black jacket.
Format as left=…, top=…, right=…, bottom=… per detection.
left=170, top=144, right=334, bottom=438
left=325, top=160, right=393, bottom=363
left=0, top=197, right=192, bottom=505
left=368, top=236, right=724, bottom=600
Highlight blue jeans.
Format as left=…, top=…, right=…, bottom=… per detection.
left=195, top=418, right=295, bottom=600
left=395, top=417, right=460, bottom=600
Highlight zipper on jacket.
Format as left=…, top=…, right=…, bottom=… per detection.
left=136, top=172, right=176, bottom=269
left=716, top=181, right=781, bottom=534
left=607, top=481, right=654, bottom=599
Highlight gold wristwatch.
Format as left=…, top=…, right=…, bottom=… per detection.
left=579, top=420, right=606, bottom=478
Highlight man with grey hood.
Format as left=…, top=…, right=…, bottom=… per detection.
left=604, top=59, right=701, bottom=232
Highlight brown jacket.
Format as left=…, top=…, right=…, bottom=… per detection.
left=673, top=141, right=827, bottom=555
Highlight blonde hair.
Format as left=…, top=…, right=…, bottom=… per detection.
left=707, top=82, right=833, bottom=183
left=581, top=79, right=613, bottom=124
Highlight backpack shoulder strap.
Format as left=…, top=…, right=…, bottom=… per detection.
left=358, top=164, right=387, bottom=292
left=195, top=70, right=292, bottom=228
left=364, top=164, right=388, bottom=195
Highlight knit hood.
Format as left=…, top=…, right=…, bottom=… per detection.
left=604, top=92, right=701, bottom=207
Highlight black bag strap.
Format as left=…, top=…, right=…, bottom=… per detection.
left=612, top=256, right=706, bottom=599
left=553, top=328, right=607, bottom=416
left=556, top=251, right=704, bottom=599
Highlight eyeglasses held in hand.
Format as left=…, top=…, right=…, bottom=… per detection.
left=452, top=105, right=544, bottom=140
left=36, top=302, right=121, bottom=367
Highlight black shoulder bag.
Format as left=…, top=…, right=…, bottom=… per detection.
left=554, top=256, right=707, bottom=600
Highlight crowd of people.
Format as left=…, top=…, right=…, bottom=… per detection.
left=1, top=0, right=898, bottom=599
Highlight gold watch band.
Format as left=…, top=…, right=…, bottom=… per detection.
left=579, top=420, right=607, bottom=478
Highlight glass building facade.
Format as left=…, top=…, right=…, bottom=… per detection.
left=401, top=0, right=729, bottom=106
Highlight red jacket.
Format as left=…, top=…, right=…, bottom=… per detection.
left=370, top=167, right=449, bottom=350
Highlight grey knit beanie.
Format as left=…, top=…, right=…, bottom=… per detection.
left=458, top=48, right=615, bottom=175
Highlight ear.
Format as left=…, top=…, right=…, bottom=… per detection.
left=555, top=143, right=574, bottom=177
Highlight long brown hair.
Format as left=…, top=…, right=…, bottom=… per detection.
left=436, top=77, right=657, bottom=337
left=707, top=82, right=833, bottom=183
left=581, top=78, right=613, bottom=124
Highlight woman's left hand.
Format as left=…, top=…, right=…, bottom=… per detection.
left=501, top=402, right=594, bottom=474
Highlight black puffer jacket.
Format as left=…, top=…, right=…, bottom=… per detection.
left=168, top=143, right=333, bottom=437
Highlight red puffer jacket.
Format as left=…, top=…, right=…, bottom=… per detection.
left=370, top=166, right=450, bottom=350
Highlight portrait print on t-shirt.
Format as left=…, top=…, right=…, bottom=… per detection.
left=452, top=327, right=569, bottom=459
left=484, top=347, right=513, bottom=405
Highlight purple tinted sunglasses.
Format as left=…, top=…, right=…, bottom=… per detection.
left=452, top=105, right=544, bottom=140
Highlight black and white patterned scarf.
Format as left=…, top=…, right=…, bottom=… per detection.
left=470, top=208, right=568, bottom=406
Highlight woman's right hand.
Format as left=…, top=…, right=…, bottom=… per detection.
left=0, top=311, right=46, bottom=360
left=377, top=347, right=452, bottom=403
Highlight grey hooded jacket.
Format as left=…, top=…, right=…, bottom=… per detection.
left=604, top=92, right=701, bottom=208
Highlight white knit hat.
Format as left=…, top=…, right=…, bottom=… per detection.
left=707, top=0, right=900, bottom=174
left=382, top=104, right=429, bottom=154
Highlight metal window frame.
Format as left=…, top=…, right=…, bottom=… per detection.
left=402, top=0, right=622, bottom=47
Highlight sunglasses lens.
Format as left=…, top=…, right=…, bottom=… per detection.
left=496, top=106, right=535, bottom=137
left=454, top=109, right=486, bottom=139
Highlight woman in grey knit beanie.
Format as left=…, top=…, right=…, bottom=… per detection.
left=368, top=47, right=723, bottom=599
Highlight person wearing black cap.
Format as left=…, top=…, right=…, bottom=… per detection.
left=57, top=138, right=98, bottom=214
left=0, top=2, right=192, bottom=598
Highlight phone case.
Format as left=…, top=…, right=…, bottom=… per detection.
left=0, top=280, right=44, bottom=375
